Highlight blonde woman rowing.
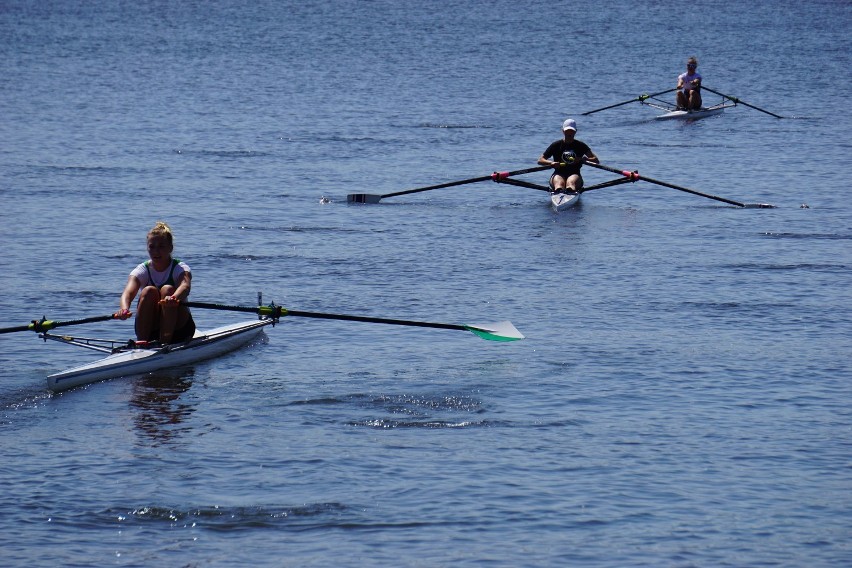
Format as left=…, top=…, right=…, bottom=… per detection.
left=116, top=221, right=195, bottom=344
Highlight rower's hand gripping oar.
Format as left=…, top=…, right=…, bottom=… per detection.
left=0, top=313, right=124, bottom=335
left=581, top=87, right=679, bottom=116
left=701, top=86, right=784, bottom=119
left=582, top=159, right=775, bottom=208
left=183, top=301, right=524, bottom=342
left=347, top=164, right=555, bottom=204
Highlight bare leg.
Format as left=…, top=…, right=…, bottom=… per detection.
left=157, top=285, right=178, bottom=343
left=566, top=174, right=583, bottom=192
left=689, top=90, right=702, bottom=110
left=551, top=174, right=567, bottom=192
left=135, top=286, right=161, bottom=341
left=156, top=285, right=194, bottom=343
left=676, top=91, right=688, bottom=109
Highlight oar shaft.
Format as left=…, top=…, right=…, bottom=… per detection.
left=701, top=86, right=784, bottom=118
left=184, top=301, right=260, bottom=314
left=640, top=175, right=746, bottom=207
left=579, top=177, right=635, bottom=193
left=184, top=301, right=466, bottom=330
left=493, top=177, right=552, bottom=192
left=584, top=161, right=746, bottom=207
left=285, top=310, right=466, bottom=331
left=0, top=313, right=119, bottom=335
left=582, top=87, right=678, bottom=115
left=382, top=175, right=494, bottom=198
left=0, top=323, right=33, bottom=334
left=184, top=301, right=522, bottom=341
left=381, top=164, right=553, bottom=199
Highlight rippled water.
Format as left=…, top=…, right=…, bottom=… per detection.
left=1, top=0, right=850, bottom=566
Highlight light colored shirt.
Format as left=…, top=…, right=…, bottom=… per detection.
left=678, top=71, right=702, bottom=92
left=130, top=259, right=191, bottom=288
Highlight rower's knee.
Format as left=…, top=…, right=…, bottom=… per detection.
left=138, top=286, right=160, bottom=302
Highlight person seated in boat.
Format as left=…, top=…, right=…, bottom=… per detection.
left=116, top=221, right=196, bottom=344
left=676, top=57, right=702, bottom=111
left=538, top=118, right=599, bottom=193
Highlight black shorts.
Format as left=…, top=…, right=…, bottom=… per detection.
left=172, top=316, right=196, bottom=342
left=149, top=316, right=196, bottom=343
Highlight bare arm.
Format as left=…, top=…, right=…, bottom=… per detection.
left=117, top=275, right=141, bottom=319
left=169, top=271, right=192, bottom=302
left=538, top=154, right=560, bottom=167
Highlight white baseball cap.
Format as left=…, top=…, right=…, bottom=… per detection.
left=562, top=118, right=577, bottom=132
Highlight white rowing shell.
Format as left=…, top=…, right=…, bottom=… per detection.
left=655, top=107, right=725, bottom=120
left=47, top=319, right=272, bottom=392
left=550, top=191, right=581, bottom=212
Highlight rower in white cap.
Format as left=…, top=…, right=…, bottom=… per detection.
left=537, top=118, right=599, bottom=194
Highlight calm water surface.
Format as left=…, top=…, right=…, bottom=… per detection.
left=1, top=1, right=850, bottom=566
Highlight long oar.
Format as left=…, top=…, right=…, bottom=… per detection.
left=493, top=177, right=551, bottom=192
left=579, top=177, right=636, bottom=193
left=701, top=86, right=784, bottom=118
left=347, top=165, right=555, bottom=204
left=184, top=301, right=524, bottom=342
left=497, top=174, right=637, bottom=194
left=582, top=87, right=678, bottom=115
left=0, top=313, right=121, bottom=335
left=584, top=161, right=775, bottom=208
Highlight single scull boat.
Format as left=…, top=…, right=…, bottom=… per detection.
left=581, top=85, right=783, bottom=120
left=649, top=103, right=730, bottom=120
left=1, top=300, right=524, bottom=393
left=45, top=318, right=273, bottom=392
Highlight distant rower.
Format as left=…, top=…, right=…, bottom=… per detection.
left=676, top=57, right=702, bottom=111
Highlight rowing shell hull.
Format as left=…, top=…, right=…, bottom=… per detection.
left=550, top=191, right=581, bottom=211
left=655, top=107, right=724, bottom=120
left=47, top=319, right=273, bottom=392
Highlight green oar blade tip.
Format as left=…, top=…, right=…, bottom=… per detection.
left=465, top=321, right=525, bottom=342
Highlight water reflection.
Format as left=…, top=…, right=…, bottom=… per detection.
left=129, top=369, right=195, bottom=446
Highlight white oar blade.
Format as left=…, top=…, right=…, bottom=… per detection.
left=465, top=320, right=525, bottom=342
left=743, top=203, right=776, bottom=209
left=347, top=194, right=382, bottom=204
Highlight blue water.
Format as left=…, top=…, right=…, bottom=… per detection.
left=2, top=0, right=851, bottom=565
